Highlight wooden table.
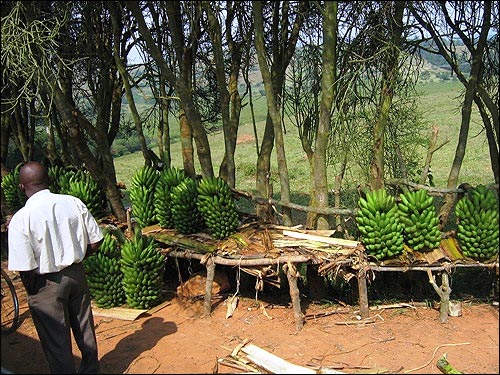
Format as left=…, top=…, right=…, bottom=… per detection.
left=143, top=223, right=361, bottom=331
left=143, top=224, right=499, bottom=329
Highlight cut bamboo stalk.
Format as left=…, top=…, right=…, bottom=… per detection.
left=282, top=230, right=359, bottom=248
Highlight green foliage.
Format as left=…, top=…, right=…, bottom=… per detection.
left=111, top=139, right=137, bottom=157
left=435, top=71, right=451, bottom=81
left=419, top=70, right=431, bottom=81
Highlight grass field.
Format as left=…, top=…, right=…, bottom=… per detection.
left=114, top=79, right=494, bottom=212
left=414, top=80, right=493, bottom=187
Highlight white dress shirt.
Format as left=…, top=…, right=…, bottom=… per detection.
left=8, top=189, right=103, bottom=274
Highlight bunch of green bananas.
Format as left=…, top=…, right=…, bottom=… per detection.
left=48, top=165, right=81, bottom=194
left=455, top=185, right=499, bottom=261
left=398, top=189, right=441, bottom=252
left=170, top=177, right=204, bottom=234
left=64, top=171, right=107, bottom=220
left=129, top=166, right=160, bottom=228
left=1, top=163, right=26, bottom=214
left=48, top=165, right=67, bottom=193
left=83, top=232, right=125, bottom=308
left=55, top=167, right=86, bottom=195
left=154, top=167, right=187, bottom=229
left=356, top=189, right=404, bottom=260
left=197, top=177, right=239, bottom=240
left=120, top=228, right=165, bottom=309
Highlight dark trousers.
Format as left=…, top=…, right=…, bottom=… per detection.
left=27, top=262, right=99, bottom=374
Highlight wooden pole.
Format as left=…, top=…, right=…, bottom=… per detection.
left=357, top=267, right=370, bottom=319
left=284, top=262, right=304, bottom=331
left=204, top=256, right=216, bottom=317
left=164, top=250, right=318, bottom=267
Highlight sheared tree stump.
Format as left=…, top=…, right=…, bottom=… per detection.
left=357, top=267, right=370, bottom=319
left=203, top=255, right=216, bottom=317
left=427, top=270, right=451, bottom=323
left=284, top=262, right=303, bottom=331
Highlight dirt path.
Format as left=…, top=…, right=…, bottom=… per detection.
left=1, top=272, right=498, bottom=374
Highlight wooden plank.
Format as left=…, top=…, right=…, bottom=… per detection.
left=240, top=343, right=318, bottom=374
left=91, top=299, right=171, bottom=320
left=282, top=230, right=360, bottom=248
left=91, top=302, right=148, bottom=321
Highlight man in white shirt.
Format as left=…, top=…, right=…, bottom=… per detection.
left=8, top=161, right=104, bottom=374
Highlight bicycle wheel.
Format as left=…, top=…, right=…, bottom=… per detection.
left=1, top=268, right=20, bottom=334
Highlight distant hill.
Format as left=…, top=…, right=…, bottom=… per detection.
left=125, top=45, right=468, bottom=108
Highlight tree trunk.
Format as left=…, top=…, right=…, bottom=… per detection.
left=43, top=106, right=58, bottom=165
left=369, top=1, right=404, bottom=190
left=253, top=3, right=292, bottom=226
left=439, top=24, right=490, bottom=228
left=255, top=115, right=276, bottom=222
left=312, top=1, right=337, bottom=230
left=10, top=97, right=32, bottom=162
left=158, top=80, right=173, bottom=169
left=218, top=2, right=245, bottom=188
left=409, top=2, right=494, bottom=227
left=0, top=113, right=11, bottom=162
left=204, top=2, right=236, bottom=187
left=179, top=107, right=196, bottom=177
left=334, top=156, right=347, bottom=234
left=474, top=95, right=499, bottom=184
left=48, top=81, right=127, bottom=222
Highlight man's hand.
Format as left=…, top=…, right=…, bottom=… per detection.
left=85, top=238, right=103, bottom=259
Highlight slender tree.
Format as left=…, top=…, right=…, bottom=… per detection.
left=1, top=1, right=127, bottom=221
left=126, top=0, right=214, bottom=179
left=201, top=1, right=252, bottom=187
left=252, top=1, right=309, bottom=225
left=109, top=2, right=154, bottom=167
left=308, top=1, right=337, bottom=230
left=369, top=1, right=405, bottom=190
left=410, top=1, right=498, bottom=227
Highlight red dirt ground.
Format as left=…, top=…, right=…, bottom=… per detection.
left=1, top=268, right=498, bottom=375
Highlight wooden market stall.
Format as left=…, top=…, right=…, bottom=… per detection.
left=360, top=238, right=498, bottom=323
left=143, top=221, right=499, bottom=330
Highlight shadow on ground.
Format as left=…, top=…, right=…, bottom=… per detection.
left=99, top=316, right=177, bottom=374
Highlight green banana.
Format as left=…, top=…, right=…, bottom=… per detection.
left=455, top=185, right=499, bottom=261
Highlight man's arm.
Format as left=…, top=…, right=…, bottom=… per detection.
left=19, top=270, right=39, bottom=295
left=85, top=238, right=103, bottom=259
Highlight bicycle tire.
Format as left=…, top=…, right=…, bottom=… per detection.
left=1, top=268, right=20, bottom=334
